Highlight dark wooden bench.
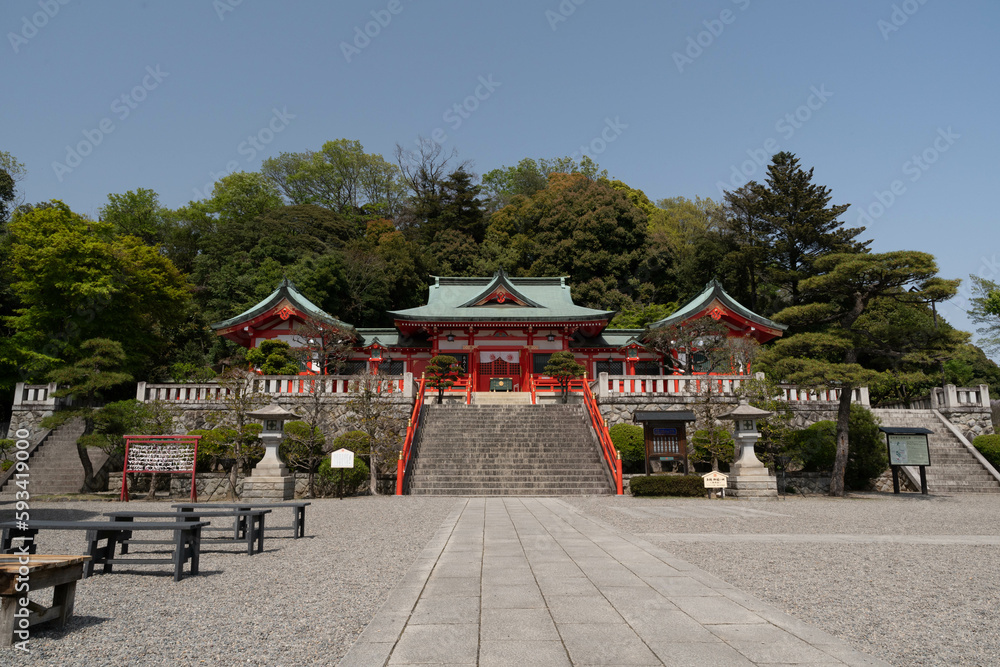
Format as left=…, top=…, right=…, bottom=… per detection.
left=0, top=521, right=208, bottom=582
left=1, top=554, right=91, bottom=647
left=172, top=502, right=310, bottom=538
left=104, top=510, right=270, bottom=556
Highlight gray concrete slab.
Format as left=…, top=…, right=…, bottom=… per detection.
left=338, top=498, right=889, bottom=666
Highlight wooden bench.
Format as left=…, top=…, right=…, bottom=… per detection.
left=172, top=502, right=310, bottom=538
left=0, top=554, right=90, bottom=648
left=0, top=521, right=208, bottom=582
left=104, top=510, right=270, bottom=556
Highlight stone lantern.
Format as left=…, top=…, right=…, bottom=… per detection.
left=719, top=399, right=777, bottom=498
left=245, top=403, right=297, bottom=500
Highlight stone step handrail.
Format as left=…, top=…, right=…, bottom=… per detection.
left=877, top=384, right=990, bottom=411
left=12, top=382, right=73, bottom=411
left=596, top=373, right=871, bottom=406
left=137, top=373, right=413, bottom=403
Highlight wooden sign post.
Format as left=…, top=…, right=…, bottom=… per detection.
left=330, top=448, right=355, bottom=500
left=702, top=470, right=729, bottom=499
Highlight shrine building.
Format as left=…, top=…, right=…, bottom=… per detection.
left=212, top=270, right=786, bottom=387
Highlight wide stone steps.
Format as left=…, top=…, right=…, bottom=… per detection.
left=871, top=408, right=1000, bottom=494
left=0, top=418, right=101, bottom=496
left=407, top=404, right=612, bottom=496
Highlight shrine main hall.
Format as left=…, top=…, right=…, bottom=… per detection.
left=212, top=269, right=786, bottom=385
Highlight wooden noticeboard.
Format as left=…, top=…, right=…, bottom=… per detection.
left=643, top=422, right=688, bottom=474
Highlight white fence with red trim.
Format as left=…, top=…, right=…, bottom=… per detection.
left=136, top=373, right=414, bottom=403
left=596, top=373, right=871, bottom=406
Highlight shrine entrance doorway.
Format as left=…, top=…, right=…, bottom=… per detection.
left=477, top=358, right=521, bottom=392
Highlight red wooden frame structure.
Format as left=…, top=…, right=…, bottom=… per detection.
left=120, top=435, right=200, bottom=502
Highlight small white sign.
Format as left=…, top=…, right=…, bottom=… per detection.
left=330, top=448, right=355, bottom=469
left=702, top=471, right=729, bottom=489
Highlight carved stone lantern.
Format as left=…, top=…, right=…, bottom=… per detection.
left=245, top=403, right=297, bottom=499
left=719, top=399, right=777, bottom=498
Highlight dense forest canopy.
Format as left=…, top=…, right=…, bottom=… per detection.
left=1, top=144, right=998, bottom=412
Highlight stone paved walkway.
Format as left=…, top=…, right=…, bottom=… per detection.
left=338, top=498, right=887, bottom=666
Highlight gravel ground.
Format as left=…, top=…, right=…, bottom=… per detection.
left=1, top=496, right=458, bottom=667
left=564, top=493, right=1000, bottom=667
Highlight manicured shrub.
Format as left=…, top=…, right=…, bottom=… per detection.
left=973, top=434, right=1000, bottom=470
left=608, top=423, right=645, bottom=474
left=317, top=455, right=369, bottom=496
left=787, top=406, right=887, bottom=490
left=629, top=474, right=704, bottom=497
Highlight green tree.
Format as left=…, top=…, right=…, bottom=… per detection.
left=968, top=275, right=1000, bottom=356
left=7, top=201, right=191, bottom=379
left=246, top=339, right=300, bottom=375
left=262, top=139, right=405, bottom=220
left=608, top=423, right=645, bottom=474
left=43, top=339, right=133, bottom=491
left=787, top=406, right=887, bottom=490
left=643, top=317, right=736, bottom=375
left=207, top=368, right=266, bottom=499
left=425, top=355, right=461, bottom=404
left=543, top=351, right=585, bottom=403
left=689, top=382, right=734, bottom=472
left=346, top=371, right=404, bottom=495
left=762, top=251, right=959, bottom=496
left=209, top=171, right=283, bottom=224
left=749, top=152, right=869, bottom=306
left=282, top=419, right=326, bottom=498
left=99, top=188, right=165, bottom=244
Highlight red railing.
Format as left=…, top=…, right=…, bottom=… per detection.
left=578, top=379, right=623, bottom=495
left=396, top=377, right=427, bottom=495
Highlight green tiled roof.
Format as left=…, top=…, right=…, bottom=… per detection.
left=211, top=278, right=354, bottom=331
left=390, top=270, right=615, bottom=323
left=647, top=279, right=787, bottom=332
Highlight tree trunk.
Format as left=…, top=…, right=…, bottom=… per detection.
left=829, top=387, right=853, bottom=496
left=227, top=459, right=239, bottom=500
left=369, top=446, right=380, bottom=495
left=145, top=473, right=159, bottom=500
left=76, top=418, right=97, bottom=493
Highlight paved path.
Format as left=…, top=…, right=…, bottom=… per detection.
left=339, top=498, right=887, bottom=666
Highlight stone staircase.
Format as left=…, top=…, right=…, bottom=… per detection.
left=0, top=418, right=106, bottom=496
left=407, top=404, right=613, bottom=496
left=871, top=409, right=1000, bottom=493
left=471, top=392, right=533, bottom=405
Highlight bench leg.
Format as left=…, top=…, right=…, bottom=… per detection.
left=52, top=581, right=77, bottom=629
left=173, top=529, right=184, bottom=582
left=189, top=527, right=201, bottom=576
left=0, top=596, right=16, bottom=648
left=296, top=507, right=305, bottom=538
left=257, top=515, right=265, bottom=554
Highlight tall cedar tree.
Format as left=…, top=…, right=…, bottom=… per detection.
left=750, top=152, right=869, bottom=306
left=762, top=251, right=959, bottom=496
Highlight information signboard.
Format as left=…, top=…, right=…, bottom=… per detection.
left=702, top=471, right=728, bottom=488
left=887, top=434, right=931, bottom=466
left=330, top=448, right=355, bottom=469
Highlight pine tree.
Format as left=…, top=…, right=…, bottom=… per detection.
left=752, top=152, right=869, bottom=305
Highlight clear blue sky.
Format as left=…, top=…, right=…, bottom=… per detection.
left=3, top=0, right=997, bottom=345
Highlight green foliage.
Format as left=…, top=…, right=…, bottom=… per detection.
left=608, top=424, right=645, bottom=473
left=0, top=439, right=14, bottom=462
left=170, top=362, right=217, bottom=382
left=49, top=338, right=132, bottom=406
left=968, top=275, right=1000, bottom=356
left=7, top=201, right=191, bottom=379
left=629, top=474, right=705, bottom=497
left=246, top=339, right=300, bottom=375
left=317, top=455, right=370, bottom=496
left=543, top=351, right=586, bottom=403
left=333, top=430, right=372, bottom=455
left=426, top=354, right=461, bottom=403
left=973, top=434, right=1000, bottom=470
left=690, top=428, right=734, bottom=470
left=281, top=420, right=326, bottom=472
left=100, top=188, right=165, bottom=245
left=79, top=399, right=175, bottom=467
left=787, top=406, right=887, bottom=490
left=609, top=302, right=678, bottom=329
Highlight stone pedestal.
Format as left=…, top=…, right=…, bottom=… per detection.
left=730, top=436, right=777, bottom=499
left=245, top=441, right=294, bottom=500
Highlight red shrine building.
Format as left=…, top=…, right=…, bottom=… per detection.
left=212, top=270, right=786, bottom=386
